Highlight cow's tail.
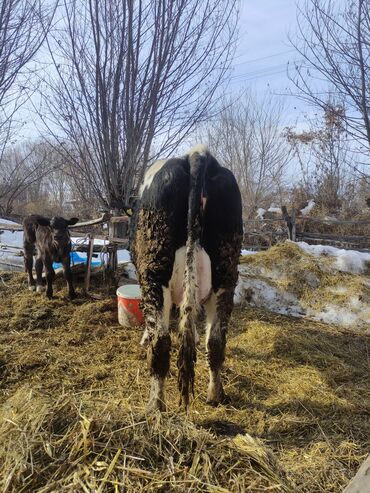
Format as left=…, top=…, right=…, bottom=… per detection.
left=177, top=146, right=208, bottom=409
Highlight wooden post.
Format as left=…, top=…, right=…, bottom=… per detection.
left=83, top=234, right=94, bottom=294
left=291, top=208, right=296, bottom=242
left=108, top=215, right=130, bottom=274
left=281, top=205, right=293, bottom=241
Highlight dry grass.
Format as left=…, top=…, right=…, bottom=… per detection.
left=239, top=242, right=370, bottom=324
left=0, top=270, right=369, bottom=492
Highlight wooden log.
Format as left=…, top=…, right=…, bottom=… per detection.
left=297, top=232, right=369, bottom=243
left=69, top=213, right=111, bottom=228
left=0, top=223, right=23, bottom=231
left=0, top=213, right=111, bottom=232
left=298, top=217, right=370, bottom=225
left=343, top=454, right=370, bottom=493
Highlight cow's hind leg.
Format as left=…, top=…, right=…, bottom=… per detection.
left=204, top=289, right=234, bottom=406
left=44, top=258, right=55, bottom=299
left=145, top=287, right=172, bottom=412
left=35, top=256, right=44, bottom=292
left=62, top=256, right=76, bottom=299
left=24, top=244, right=35, bottom=291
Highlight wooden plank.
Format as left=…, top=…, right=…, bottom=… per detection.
left=109, top=216, right=130, bottom=223
left=108, top=237, right=129, bottom=246
left=244, top=218, right=286, bottom=223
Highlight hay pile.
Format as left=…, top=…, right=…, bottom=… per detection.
left=0, top=270, right=369, bottom=492
left=237, top=242, right=370, bottom=329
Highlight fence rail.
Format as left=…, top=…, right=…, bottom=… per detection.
left=244, top=209, right=370, bottom=252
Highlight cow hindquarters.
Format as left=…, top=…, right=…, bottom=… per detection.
left=204, top=289, right=233, bottom=405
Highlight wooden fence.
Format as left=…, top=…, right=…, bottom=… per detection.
left=243, top=209, right=370, bottom=252
left=1, top=210, right=369, bottom=284
left=0, top=213, right=130, bottom=293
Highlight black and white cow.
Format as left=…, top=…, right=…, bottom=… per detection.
left=130, top=145, right=243, bottom=411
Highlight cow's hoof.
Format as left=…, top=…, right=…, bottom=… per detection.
left=69, top=291, right=77, bottom=300
left=146, top=398, right=166, bottom=413
left=206, top=391, right=230, bottom=407
left=36, top=285, right=45, bottom=293
left=46, top=292, right=53, bottom=300
left=28, top=285, right=36, bottom=292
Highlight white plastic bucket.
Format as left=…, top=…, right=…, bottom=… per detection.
left=116, top=284, right=143, bottom=327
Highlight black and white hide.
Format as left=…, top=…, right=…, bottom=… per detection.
left=130, top=145, right=243, bottom=411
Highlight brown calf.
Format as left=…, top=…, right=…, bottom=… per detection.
left=23, top=215, right=79, bottom=299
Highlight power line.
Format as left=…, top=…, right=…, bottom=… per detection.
left=229, top=68, right=288, bottom=84
left=229, top=60, right=307, bottom=83
left=233, top=49, right=297, bottom=67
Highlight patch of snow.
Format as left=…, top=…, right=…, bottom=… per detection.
left=240, top=249, right=257, bottom=256
left=234, top=272, right=304, bottom=317
left=295, top=241, right=370, bottom=274
left=117, top=249, right=131, bottom=263
left=310, top=296, right=370, bottom=327
left=300, top=199, right=315, bottom=216
left=267, top=206, right=281, bottom=214
left=0, top=227, right=23, bottom=248
left=122, top=262, right=137, bottom=280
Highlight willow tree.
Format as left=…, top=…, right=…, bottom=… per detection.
left=41, top=0, right=239, bottom=211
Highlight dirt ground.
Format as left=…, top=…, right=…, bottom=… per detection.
left=0, top=270, right=369, bottom=492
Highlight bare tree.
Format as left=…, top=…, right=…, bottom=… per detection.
left=290, top=0, right=370, bottom=166
left=285, top=106, right=357, bottom=213
left=202, top=93, right=290, bottom=218
left=0, top=0, right=55, bottom=218
left=0, top=0, right=54, bottom=148
left=0, top=142, right=55, bottom=214
left=39, top=0, right=238, bottom=211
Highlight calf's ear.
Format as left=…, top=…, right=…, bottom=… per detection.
left=68, top=217, right=79, bottom=226
left=36, top=217, right=51, bottom=227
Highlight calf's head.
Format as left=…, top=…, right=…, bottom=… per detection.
left=36, top=216, right=79, bottom=246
